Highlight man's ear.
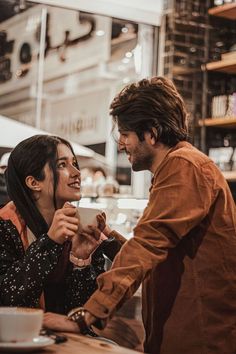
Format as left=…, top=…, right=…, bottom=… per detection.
left=25, top=176, right=41, bottom=192
left=145, top=128, right=158, bottom=146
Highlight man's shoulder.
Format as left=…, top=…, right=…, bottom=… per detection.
left=168, top=142, right=211, bottom=168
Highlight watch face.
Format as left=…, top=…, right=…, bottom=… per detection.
left=68, top=307, right=83, bottom=318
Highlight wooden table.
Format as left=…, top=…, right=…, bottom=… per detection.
left=39, top=333, right=144, bottom=354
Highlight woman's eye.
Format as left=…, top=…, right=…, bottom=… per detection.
left=73, top=162, right=79, bottom=168
left=57, top=162, right=66, bottom=168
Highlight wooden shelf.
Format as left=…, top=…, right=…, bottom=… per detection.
left=208, top=3, right=236, bottom=20
left=198, top=117, right=236, bottom=128
left=172, top=65, right=200, bottom=75
left=222, top=171, right=236, bottom=182
left=205, top=59, right=236, bottom=74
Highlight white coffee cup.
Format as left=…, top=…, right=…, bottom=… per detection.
left=0, top=307, right=43, bottom=342
left=77, top=207, right=103, bottom=229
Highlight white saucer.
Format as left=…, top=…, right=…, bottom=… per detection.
left=0, top=336, right=54, bottom=352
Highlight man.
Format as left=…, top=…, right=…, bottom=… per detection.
left=44, top=77, right=236, bottom=354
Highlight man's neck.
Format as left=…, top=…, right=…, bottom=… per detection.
left=150, top=143, right=172, bottom=174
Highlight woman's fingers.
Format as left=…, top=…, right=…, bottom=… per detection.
left=48, top=209, right=79, bottom=244
left=63, top=215, right=79, bottom=226
left=87, top=225, right=101, bottom=240
left=61, top=206, right=77, bottom=216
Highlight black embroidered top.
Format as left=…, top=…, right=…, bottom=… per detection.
left=0, top=219, right=121, bottom=314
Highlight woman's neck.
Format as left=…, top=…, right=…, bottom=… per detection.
left=35, top=200, right=55, bottom=227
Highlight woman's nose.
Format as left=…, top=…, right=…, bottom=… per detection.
left=70, top=165, right=80, bottom=176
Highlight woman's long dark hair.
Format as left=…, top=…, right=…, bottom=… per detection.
left=5, top=135, right=77, bottom=238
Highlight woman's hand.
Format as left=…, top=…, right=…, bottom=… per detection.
left=71, top=225, right=102, bottom=260
left=43, top=312, right=79, bottom=333
left=97, top=212, right=112, bottom=237
left=96, top=212, right=106, bottom=231
left=47, top=203, right=79, bottom=244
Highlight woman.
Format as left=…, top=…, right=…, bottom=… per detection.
left=0, top=135, right=124, bottom=314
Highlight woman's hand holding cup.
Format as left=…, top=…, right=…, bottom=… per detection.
left=47, top=202, right=79, bottom=244
left=71, top=210, right=108, bottom=260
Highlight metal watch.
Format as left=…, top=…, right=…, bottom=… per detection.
left=67, top=307, right=90, bottom=335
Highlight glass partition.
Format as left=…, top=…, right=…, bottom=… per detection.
left=0, top=1, right=158, bottom=197
left=0, top=3, right=43, bottom=126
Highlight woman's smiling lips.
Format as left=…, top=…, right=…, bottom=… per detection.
left=68, top=181, right=80, bottom=189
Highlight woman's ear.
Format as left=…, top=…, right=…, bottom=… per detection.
left=25, top=176, right=41, bottom=192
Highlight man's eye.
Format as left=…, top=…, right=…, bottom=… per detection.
left=120, top=133, right=127, bottom=138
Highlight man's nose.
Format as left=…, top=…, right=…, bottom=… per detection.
left=118, top=137, right=126, bottom=152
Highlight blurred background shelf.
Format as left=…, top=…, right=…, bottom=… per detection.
left=198, top=117, right=236, bottom=128
left=205, top=59, right=236, bottom=74
left=208, top=3, right=236, bottom=20
left=222, top=171, right=236, bottom=182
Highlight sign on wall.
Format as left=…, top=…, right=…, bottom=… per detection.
left=0, top=5, right=111, bottom=96
left=46, top=86, right=111, bottom=145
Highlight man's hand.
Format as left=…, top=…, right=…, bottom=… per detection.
left=43, top=312, right=79, bottom=333
left=84, top=311, right=98, bottom=327
left=43, top=311, right=101, bottom=333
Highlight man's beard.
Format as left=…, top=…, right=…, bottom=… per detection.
left=129, top=144, right=154, bottom=171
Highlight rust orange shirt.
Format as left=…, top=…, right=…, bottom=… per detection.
left=84, top=142, right=236, bottom=354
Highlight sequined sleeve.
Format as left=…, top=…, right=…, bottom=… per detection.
left=0, top=220, right=63, bottom=307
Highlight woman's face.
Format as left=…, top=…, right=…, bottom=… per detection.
left=38, top=143, right=81, bottom=209
left=54, top=143, right=81, bottom=208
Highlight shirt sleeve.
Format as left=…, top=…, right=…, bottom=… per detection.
left=0, top=220, right=63, bottom=307
left=84, top=157, right=216, bottom=322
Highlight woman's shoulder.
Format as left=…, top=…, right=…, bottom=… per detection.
left=0, top=217, right=18, bottom=236
left=0, top=202, right=21, bottom=237
left=0, top=201, right=17, bottom=220
left=0, top=202, right=25, bottom=236
left=0, top=211, right=24, bottom=255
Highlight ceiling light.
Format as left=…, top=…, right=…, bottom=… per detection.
left=122, top=58, right=130, bottom=64
left=125, top=52, right=133, bottom=58
left=96, top=30, right=105, bottom=37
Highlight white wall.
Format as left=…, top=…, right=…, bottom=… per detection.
left=28, top=0, right=164, bottom=26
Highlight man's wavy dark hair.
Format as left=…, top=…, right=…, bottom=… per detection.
left=110, top=76, right=189, bottom=147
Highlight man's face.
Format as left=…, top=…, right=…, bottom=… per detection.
left=118, top=129, right=154, bottom=171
